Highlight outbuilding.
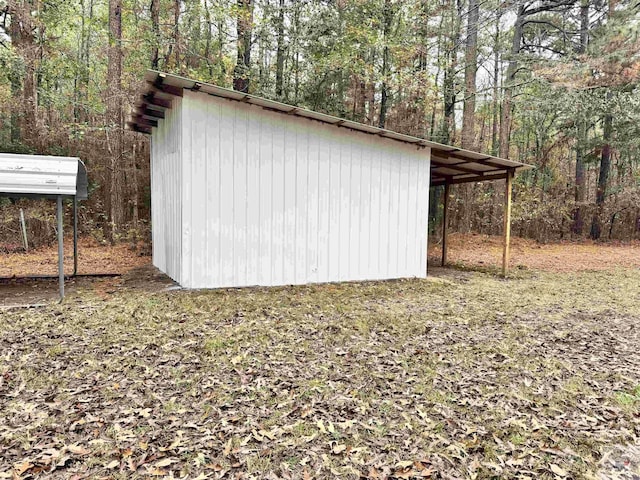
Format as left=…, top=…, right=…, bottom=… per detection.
left=130, top=71, right=530, bottom=289
left=0, top=153, right=88, bottom=299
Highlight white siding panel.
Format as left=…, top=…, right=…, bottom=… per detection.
left=233, top=106, right=248, bottom=286
left=246, top=111, right=262, bottom=286
left=151, top=96, right=183, bottom=284
left=271, top=116, right=286, bottom=285
left=163, top=90, right=430, bottom=289
left=306, top=129, right=320, bottom=283
left=283, top=118, right=297, bottom=284
left=218, top=100, right=235, bottom=287
left=398, top=153, right=410, bottom=276
left=328, top=135, right=342, bottom=280
left=187, top=93, right=208, bottom=287
left=294, top=123, right=308, bottom=284
left=258, top=115, right=274, bottom=285
left=316, top=127, right=332, bottom=283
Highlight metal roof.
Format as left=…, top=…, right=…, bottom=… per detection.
left=129, top=70, right=532, bottom=185
left=0, top=153, right=88, bottom=200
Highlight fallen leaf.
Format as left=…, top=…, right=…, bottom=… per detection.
left=331, top=443, right=346, bottom=454
left=155, top=458, right=176, bottom=468
left=13, top=462, right=34, bottom=475
left=68, top=444, right=91, bottom=456
left=550, top=463, right=567, bottom=477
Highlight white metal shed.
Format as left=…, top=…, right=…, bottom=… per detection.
left=0, top=153, right=88, bottom=299
left=131, top=71, right=530, bottom=288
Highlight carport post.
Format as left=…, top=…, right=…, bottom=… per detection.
left=73, top=196, right=78, bottom=276
left=57, top=195, right=64, bottom=300
left=502, top=169, right=515, bottom=277
left=442, top=182, right=450, bottom=267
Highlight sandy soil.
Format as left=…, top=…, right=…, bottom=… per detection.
left=0, top=237, right=158, bottom=307
left=0, top=236, right=150, bottom=278
left=428, top=232, right=640, bottom=272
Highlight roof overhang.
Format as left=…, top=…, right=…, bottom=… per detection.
left=0, top=154, right=88, bottom=200
left=129, top=70, right=533, bottom=185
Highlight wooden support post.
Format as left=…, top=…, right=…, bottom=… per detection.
left=19, top=208, right=28, bottom=251
left=57, top=196, right=64, bottom=300
left=442, top=182, right=450, bottom=267
left=502, top=169, right=514, bottom=277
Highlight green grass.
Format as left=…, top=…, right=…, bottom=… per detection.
left=1, top=268, right=639, bottom=478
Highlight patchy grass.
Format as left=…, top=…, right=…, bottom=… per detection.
left=1, top=268, right=640, bottom=479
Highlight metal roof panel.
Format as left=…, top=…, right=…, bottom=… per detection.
left=0, top=154, right=88, bottom=199
left=132, top=70, right=534, bottom=182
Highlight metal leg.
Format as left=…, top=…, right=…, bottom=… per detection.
left=73, top=196, right=78, bottom=276
left=57, top=196, right=64, bottom=300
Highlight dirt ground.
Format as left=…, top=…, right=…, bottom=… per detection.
left=2, top=233, right=639, bottom=306
left=0, top=236, right=150, bottom=278
left=428, top=232, right=640, bottom=272
left=0, top=238, right=164, bottom=306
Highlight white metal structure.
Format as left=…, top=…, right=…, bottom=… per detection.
left=0, top=153, right=88, bottom=299
left=152, top=91, right=431, bottom=288
left=0, top=153, right=88, bottom=199
left=132, top=71, right=531, bottom=288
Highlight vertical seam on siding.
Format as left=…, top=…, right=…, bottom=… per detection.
left=294, top=121, right=298, bottom=282
left=305, top=124, right=310, bottom=283
left=257, top=115, right=262, bottom=284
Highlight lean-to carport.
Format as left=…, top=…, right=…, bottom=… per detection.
left=0, top=153, right=88, bottom=299
left=430, top=152, right=525, bottom=275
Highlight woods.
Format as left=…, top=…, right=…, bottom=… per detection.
left=0, top=0, right=639, bottom=245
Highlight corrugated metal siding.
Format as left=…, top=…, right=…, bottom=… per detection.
left=0, top=154, right=81, bottom=196
left=151, top=97, right=183, bottom=284
left=178, top=90, right=430, bottom=289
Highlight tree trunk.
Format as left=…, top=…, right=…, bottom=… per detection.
left=573, top=0, right=589, bottom=235
left=491, top=9, right=502, bottom=155
left=173, top=0, right=181, bottom=71
left=233, top=0, right=253, bottom=93
left=441, top=0, right=461, bottom=144
left=378, top=0, right=393, bottom=129
left=203, top=0, right=213, bottom=76
left=107, top=0, right=124, bottom=238
left=293, top=0, right=301, bottom=103
left=499, top=4, right=525, bottom=159
left=7, top=1, right=39, bottom=146
left=590, top=108, right=612, bottom=240
left=275, top=0, right=285, bottom=99
left=150, top=0, right=160, bottom=68
left=73, top=0, right=94, bottom=125
left=461, top=0, right=479, bottom=150
left=131, top=141, right=139, bottom=230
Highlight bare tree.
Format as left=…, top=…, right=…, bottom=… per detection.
left=107, top=0, right=124, bottom=236
left=275, top=0, right=285, bottom=99
left=461, top=0, right=479, bottom=150
left=573, top=0, right=589, bottom=235
left=233, top=0, right=253, bottom=93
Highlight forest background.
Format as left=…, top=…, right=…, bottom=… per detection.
left=0, top=0, right=639, bottom=247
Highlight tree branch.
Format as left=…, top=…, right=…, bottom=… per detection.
left=523, top=0, right=577, bottom=17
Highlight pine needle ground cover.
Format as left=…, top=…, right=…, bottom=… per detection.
left=1, top=268, right=639, bottom=479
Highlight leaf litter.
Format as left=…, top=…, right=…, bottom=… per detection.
left=0, top=267, right=639, bottom=479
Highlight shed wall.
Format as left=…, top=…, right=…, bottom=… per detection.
left=177, top=90, right=430, bottom=289
left=151, top=97, right=183, bottom=284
